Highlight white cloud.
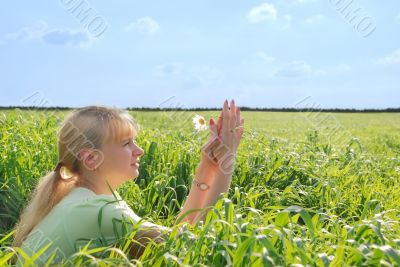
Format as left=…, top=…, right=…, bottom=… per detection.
left=305, top=14, right=325, bottom=24
left=155, top=63, right=224, bottom=90
left=3, top=20, right=47, bottom=42
left=283, top=15, right=293, bottom=28
left=2, top=21, right=91, bottom=47
left=284, top=0, right=316, bottom=6
left=377, top=49, right=400, bottom=65
left=182, top=66, right=224, bottom=90
left=274, top=60, right=325, bottom=77
left=125, top=16, right=160, bottom=35
left=335, top=64, right=352, bottom=72
left=156, top=62, right=184, bottom=76
left=247, top=3, right=277, bottom=23
left=254, top=51, right=275, bottom=63
left=42, top=29, right=90, bottom=47
left=294, top=0, right=316, bottom=3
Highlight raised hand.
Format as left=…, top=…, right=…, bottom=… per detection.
left=201, top=99, right=244, bottom=174
left=178, top=99, right=245, bottom=225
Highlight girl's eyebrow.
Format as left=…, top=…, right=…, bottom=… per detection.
left=120, top=137, right=130, bottom=144
left=122, top=136, right=134, bottom=142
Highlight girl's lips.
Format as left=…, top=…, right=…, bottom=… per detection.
left=131, top=162, right=140, bottom=167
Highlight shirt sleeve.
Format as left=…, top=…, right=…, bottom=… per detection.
left=97, top=199, right=170, bottom=245
left=64, top=197, right=169, bottom=252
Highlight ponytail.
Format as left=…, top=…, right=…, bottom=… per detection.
left=13, top=169, right=77, bottom=247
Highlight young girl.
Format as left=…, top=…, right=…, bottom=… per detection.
left=13, top=99, right=244, bottom=264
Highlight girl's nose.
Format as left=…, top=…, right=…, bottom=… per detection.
left=133, top=144, right=144, bottom=157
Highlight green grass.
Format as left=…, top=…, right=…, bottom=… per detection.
left=1, top=109, right=399, bottom=266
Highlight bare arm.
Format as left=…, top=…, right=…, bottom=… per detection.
left=176, top=99, right=244, bottom=225
left=129, top=155, right=229, bottom=259
left=175, top=159, right=232, bottom=225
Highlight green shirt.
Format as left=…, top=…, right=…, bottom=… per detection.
left=19, top=187, right=167, bottom=265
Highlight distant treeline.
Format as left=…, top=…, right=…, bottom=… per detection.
left=0, top=106, right=399, bottom=113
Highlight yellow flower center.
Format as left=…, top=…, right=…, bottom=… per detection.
left=198, top=118, right=205, bottom=125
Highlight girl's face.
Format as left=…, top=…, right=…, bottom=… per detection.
left=100, top=135, right=144, bottom=187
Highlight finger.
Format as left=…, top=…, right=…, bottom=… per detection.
left=229, top=99, right=236, bottom=130
left=238, top=118, right=244, bottom=138
left=235, top=106, right=240, bottom=126
left=217, top=110, right=223, bottom=134
left=222, top=99, right=229, bottom=132
left=209, top=118, right=218, bottom=137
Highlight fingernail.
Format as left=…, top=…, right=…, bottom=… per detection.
left=225, top=99, right=228, bottom=105
left=210, top=118, right=214, bottom=125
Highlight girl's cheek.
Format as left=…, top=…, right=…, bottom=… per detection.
left=123, top=147, right=132, bottom=160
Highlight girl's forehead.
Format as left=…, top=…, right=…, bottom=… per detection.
left=105, top=120, right=138, bottom=144
left=106, top=134, right=136, bottom=146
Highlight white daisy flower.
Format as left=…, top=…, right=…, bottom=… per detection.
left=192, top=114, right=207, bottom=131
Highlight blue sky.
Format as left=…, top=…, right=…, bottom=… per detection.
left=1, top=0, right=399, bottom=109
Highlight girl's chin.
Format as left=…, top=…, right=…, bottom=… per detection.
left=131, top=169, right=139, bottom=177
left=126, top=173, right=139, bottom=182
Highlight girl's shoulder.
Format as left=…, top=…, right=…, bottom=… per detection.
left=62, top=187, right=169, bottom=235
left=61, top=187, right=132, bottom=218
left=61, top=187, right=147, bottom=228
left=63, top=187, right=119, bottom=202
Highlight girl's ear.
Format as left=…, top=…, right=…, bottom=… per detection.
left=79, top=148, right=104, bottom=171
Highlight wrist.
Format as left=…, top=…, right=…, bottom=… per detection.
left=194, top=158, right=217, bottom=185
left=202, top=151, right=236, bottom=172
left=200, top=154, right=220, bottom=172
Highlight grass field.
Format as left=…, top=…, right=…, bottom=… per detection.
left=1, top=109, right=400, bottom=266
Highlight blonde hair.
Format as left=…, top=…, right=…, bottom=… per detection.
left=13, top=106, right=139, bottom=247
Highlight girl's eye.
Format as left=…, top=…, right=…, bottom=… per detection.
left=124, top=138, right=136, bottom=146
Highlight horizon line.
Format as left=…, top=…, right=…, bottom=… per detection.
left=1, top=105, right=400, bottom=113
